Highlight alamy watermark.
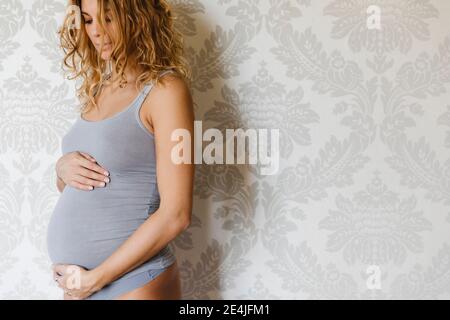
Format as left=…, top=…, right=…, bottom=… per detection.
left=67, top=5, right=81, bottom=30
left=367, top=5, right=381, bottom=30
left=366, top=265, right=381, bottom=290
left=171, top=121, right=280, bottom=176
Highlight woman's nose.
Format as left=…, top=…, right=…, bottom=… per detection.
left=91, top=21, right=103, bottom=37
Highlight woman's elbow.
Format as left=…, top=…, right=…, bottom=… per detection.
left=179, top=209, right=191, bottom=231
left=181, top=217, right=191, bottom=231
left=163, top=204, right=191, bottom=231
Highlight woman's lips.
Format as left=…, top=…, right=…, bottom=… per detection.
left=96, top=42, right=112, bottom=47
left=99, top=43, right=112, bottom=51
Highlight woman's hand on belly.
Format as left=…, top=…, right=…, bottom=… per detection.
left=53, top=263, right=106, bottom=300
left=56, top=151, right=111, bottom=191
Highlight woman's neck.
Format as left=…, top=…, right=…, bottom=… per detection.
left=107, top=59, right=142, bottom=91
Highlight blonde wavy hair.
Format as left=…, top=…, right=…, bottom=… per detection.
left=58, top=0, right=190, bottom=115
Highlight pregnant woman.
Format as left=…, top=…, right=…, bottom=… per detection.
left=46, top=0, right=194, bottom=300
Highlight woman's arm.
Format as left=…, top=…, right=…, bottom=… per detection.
left=91, top=75, right=195, bottom=288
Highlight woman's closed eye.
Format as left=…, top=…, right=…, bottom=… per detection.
left=84, top=18, right=111, bottom=25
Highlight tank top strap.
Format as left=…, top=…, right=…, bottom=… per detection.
left=132, top=69, right=176, bottom=131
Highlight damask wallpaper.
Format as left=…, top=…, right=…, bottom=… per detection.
left=0, top=0, right=450, bottom=299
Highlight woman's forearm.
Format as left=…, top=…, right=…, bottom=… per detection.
left=93, top=207, right=189, bottom=287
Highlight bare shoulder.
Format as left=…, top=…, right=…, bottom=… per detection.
left=144, top=74, right=191, bottom=110
left=155, top=73, right=190, bottom=94
left=141, top=73, right=194, bottom=132
left=147, top=73, right=191, bottom=104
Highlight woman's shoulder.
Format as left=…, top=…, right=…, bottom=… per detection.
left=151, top=71, right=190, bottom=98
left=141, top=71, right=193, bottom=120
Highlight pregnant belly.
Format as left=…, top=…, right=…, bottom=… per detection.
left=47, top=182, right=159, bottom=270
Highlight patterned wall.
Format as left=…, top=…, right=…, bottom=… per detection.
left=0, top=0, right=449, bottom=299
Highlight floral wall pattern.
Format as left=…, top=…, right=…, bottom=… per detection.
left=0, top=0, right=449, bottom=299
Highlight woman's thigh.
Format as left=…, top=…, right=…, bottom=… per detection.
left=113, top=262, right=182, bottom=300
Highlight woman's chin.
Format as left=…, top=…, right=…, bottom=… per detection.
left=100, top=51, right=112, bottom=60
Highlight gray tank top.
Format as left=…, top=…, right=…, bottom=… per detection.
left=47, top=70, right=176, bottom=279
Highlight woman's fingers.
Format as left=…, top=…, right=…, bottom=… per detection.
left=52, top=265, right=91, bottom=300
left=70, top=180, right=95, bottom=191
left=64, top=153, right=110, bottom=191
left=72, top=174, right=107, bottom=190
left=77, top=155, right=109, bottom=177
left=63, top=292, right=75, bottom=300
left=53, top=264, right=79, bottom=290
left=53, top=268, right=60, bottom=281
left=79, top=166, right=110, bottom=184
left=75, top=166, right=110, bottom=188
left=53, top=264, right=66, bottom=275
left=79, top=151, right=97, bottom=163
left=57, top=152, right=109, bottom=192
